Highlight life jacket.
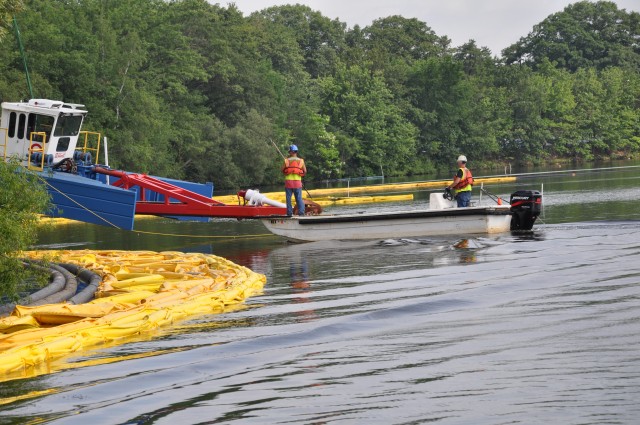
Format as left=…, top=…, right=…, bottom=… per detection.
left=283, top=157, right=305, bottom=180
left=453, top=168, right=473, bottom=191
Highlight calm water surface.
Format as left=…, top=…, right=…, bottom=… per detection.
left=1, top=165, right=640, bottom=424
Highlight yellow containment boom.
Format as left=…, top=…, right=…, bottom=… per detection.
left=0, top=250, right=265, bottom=382
left=302, top=176, right=516, bottom=197
left=217, top=193, right=414, bottom=207
left=217, top=176, right=515, bottom=205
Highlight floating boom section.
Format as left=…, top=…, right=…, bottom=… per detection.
left=93, top=167, right=287, bottom=218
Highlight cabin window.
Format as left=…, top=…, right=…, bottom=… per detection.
left=57, top=137, right=70, bottom=152
left=54, top=114, right=83, bottom=137
left=17, top=113, right=26, bottom=140
left=8, top=112, right=16, bottom=138
left=26, top=113, right=55, bottom=144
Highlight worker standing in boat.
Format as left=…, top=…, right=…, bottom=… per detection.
left=282, top=144, right=307, bottom=216
left=447, top=155, right=473, bottom=207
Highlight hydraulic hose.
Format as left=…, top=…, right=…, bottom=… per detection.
left=0, top=261, right=103, bottom=316
left=0, top=261, right=67, bottom=315
left=22, top=262, right=66, bottom=302
left=30, top=264, right=78, bottom=305
left=60, top=263, right=102, bottom=304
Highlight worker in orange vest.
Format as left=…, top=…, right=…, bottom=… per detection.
left=282, top=144, right=307, bottom=216
left=446, top=155, right=473, bottom=207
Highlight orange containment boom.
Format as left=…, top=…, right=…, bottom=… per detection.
left=93, top=167, right=286, bottom=218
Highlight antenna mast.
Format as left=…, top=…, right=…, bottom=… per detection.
left=12, top=16, right=33, bottom=99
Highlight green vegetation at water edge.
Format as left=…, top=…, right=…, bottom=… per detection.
left=0, top=0, right=638, bottom=188
left=0, top=159, right=51, bottom=301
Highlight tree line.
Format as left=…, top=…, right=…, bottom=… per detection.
left=0, top=0, right=638, bottom=189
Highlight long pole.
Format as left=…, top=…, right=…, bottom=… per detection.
left=13, top=17, right=33, bottom=99
left=269, top=138, right=313, bottom=199
left=269, top=138, right=286, bottom=160
left=541, top=183, right=544, bottom=219
left=103, top=136, right=110, bottom=185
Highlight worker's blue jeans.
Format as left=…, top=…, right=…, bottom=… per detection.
left=285, top=187, right=305, bottom=216
left=456, top=190, right=471, bottom=207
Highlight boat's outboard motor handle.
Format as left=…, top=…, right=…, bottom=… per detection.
left=443, top=187, right=454, bottom=201
left=510, top=190, right=542, bottom=230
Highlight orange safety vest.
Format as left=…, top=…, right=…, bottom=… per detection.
left=453, top=168, right=473, bottom=191
left=283, top=157, right=305, bottom=180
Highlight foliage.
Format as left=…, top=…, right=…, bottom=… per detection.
left=0, top=0, right=24, bottom=39
left=254, top=4, right=347, bottom=78
left=0, top=0, right=637, bottom=192
left=503, top=1, right=640, bottom=71
left=319, top=64, right=417, bottom=176
left=0, top=159, right=50, bottom=300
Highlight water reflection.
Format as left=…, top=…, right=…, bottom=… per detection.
left=510, top=229, right=547, bottom=242
left=452, top=239, right=477, bottom=263
left=284, top=246, right=316, bottom=322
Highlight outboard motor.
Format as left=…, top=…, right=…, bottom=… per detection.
left=510, top=190, right=542, bottom=231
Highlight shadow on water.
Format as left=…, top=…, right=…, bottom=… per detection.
left=3, top=165, right=639, bottom=424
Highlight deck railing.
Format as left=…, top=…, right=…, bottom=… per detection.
left=27, top=132, right=47, bottom=171
left=0, top=127, right=7, bottom=160
left=78, top=131, right=101, bottom=164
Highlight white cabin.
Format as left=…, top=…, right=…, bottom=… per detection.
left=1, top=99, right=87, bottom=166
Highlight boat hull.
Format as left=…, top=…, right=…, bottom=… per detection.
left=261, top=206, right=513, bottom=242
left=41, top=170, right=137, bottom=230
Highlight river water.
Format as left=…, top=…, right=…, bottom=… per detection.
left=2, top=164, right=640, bottom=424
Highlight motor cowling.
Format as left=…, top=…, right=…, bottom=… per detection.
left=510, top=190, right=542, bottom=231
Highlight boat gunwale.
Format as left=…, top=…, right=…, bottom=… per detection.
left=266, top=206, right=512, bottom=226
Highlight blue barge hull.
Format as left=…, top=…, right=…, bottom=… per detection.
left=41, top=170, right=137, bottom=230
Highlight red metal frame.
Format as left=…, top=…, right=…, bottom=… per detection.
left=94, top=167, right=286, bottom=218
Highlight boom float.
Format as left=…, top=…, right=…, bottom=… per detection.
left=0, top=250, right=265, bottom=381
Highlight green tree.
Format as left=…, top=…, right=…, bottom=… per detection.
left=361, top=16, right=449, bottom=68
left=598, top=67, right=640, bottom=156
left=572, top=67, right=640, bottom=158
left=320, top=64, right=417, bottom=177
left=536, top=60, right=579, bottom=158
left=571, top=68, right=609, bottom=157
left=355, top=16, right=450, bottom=112
left=407, top=56, right=500, bottom=167
left=0, top=160, right=50, bottom=301
left=503, top=1, right=640, bottom=71
left=454, top=40, right=495, bottom=77
left=496, top=65, right=551, bottom=161
left=0, top=0, right=24, bottom=39
left=254, top=4, right=346, bottom=78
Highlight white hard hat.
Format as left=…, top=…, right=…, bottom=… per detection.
left=457, top=155, right=467, bottom=163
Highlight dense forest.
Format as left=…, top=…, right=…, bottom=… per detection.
left=0, top=0, right=638, bottom=188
